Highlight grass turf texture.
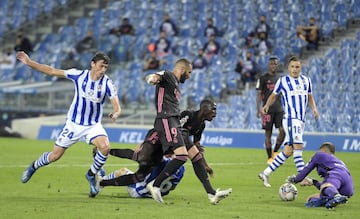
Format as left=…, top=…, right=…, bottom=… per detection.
left=0, top=137, right=358, bottom=219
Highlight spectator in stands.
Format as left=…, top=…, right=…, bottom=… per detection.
left=297, top=17, right=320, bottom=50
left=192, top=49, right=208, bottom=70
left=204, top=18, right=221, bottom=38
left=75, top=31, right=97, bottom=54
left=109, top=17, right=135, bottom=36
left=14, top=30, right=33, bottom=54
left=0, top=47, right=16, bottom=74
left=202, top=34, right=221, bottom=62
left=143, top=51, right=165, bottom=71
left=60, top=51, right=81, bottom=69
left=159, top=13, right=178, bottom=37
left=254, top=15, right=271, bottom=39
left=256, top=32, right=272, bottom=56
left=154, top=31, right=172, bottom=58
left=235, top=51, right=258, bottom=87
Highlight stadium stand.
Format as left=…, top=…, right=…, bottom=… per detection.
left=0, top=0, right=359, bottom=133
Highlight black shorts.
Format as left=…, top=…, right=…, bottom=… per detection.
left=180, top=129, right=194, bottom=151
left=261, top=111, right=283, bottom=130
left=154, top=117, right=185, bottom=153
left=136, top=140, right=163, bottom=167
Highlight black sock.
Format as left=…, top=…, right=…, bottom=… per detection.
left=193, top=157, right=215, bottom=195
left=274, top=143, right=281, bottom=152
left=110, top=149, right=134, bottom=160
left=153, top=155, right=187, bottom=187
left=266, top=147, right=272, bottom=158
left=87, top=169, right=95, bottom=176
left=100, top=174, right=138, bottom=187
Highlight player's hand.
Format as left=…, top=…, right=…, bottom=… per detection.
left=261, top=106, right=269, bottom=114
left=313, top=109, right=319, bottom=121
left=256, top=111, right=262, bottom=118
left=286, top=175, right=296, bottom=184
left=109, top=112, right=120, bottom=122
left=16, top=51, right=30, bottom=64
left=205, top=166, right=214, bottom=178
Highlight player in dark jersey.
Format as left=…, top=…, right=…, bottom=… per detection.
left=144, top=58, right=192, bottom=203
left=98, top=99, right=232, bottom=204
left=256, top=56, right=285, bottom=164
left=287, top=142, right=353, bottom=209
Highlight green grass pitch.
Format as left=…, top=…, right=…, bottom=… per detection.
left=0, top=137, right=358, bottom=219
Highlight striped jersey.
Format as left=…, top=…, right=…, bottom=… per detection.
left=273, top=74, right=312, bottom=121
left=64, top=69, right=117, bottom=126
left=127, top=157, right=185, bottom=198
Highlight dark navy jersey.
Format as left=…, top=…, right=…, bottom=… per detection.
left=256, top=72, right=283, bottom=113
left=154, top=70, right=182, bottom=118
left=180, top=110, right=205, bottom=143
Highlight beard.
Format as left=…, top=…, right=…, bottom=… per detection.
left=179, top=73, right=187, bottom=83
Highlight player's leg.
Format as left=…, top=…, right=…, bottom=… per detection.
left=188, top=145, right=232, bottom=204
left=85, top=124, right=110, bottom=197
left=110, top=148, right=135, bottom=160
left=264, top=129, right=273, bottom=164
left=21, top=145, right=66, bottom=183
left=320, top=181, right=349, bottom=209
left=99, top=141, right=161, bottom=187
left=21, top=121, right=79, bottom=183
left=148, top=119, right=188, bottom=203
left=273, top=112, right=285, bottom=155
left=262, top=113, right=273, bottom=163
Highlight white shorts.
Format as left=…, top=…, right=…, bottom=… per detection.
left=282, top=118, right=305, bottom=145
left=55, top=120, right=107, bottom=148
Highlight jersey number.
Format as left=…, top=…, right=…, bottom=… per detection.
left=61, top=128, right=74, bottom=139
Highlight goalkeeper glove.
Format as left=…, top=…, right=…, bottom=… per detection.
left=287, top=175, right=297, bottom=184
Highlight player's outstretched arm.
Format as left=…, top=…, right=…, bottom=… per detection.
left=109, top=96, right=121, bottom=122
left=16, top=51, right=65, bottom=78
left=308, top=94, right=319, bottom=120
left=145, top=73, right=160, bottom=85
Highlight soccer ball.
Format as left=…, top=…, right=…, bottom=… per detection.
left=279, top=183, right=298, bottom=201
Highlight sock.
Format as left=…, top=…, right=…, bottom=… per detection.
left=312, top=179, right=321, bottom=190
left=293, top=150, right=304, bottom=172
left=321, top=186, right=339, bottom=199
left=153, top=155, right=187, bottom=187
left=192, top=153, right=216, bottom=195
left=33, top=152, right=51, bottom=169
left=265, top=142, right=272, bottom=158
left=102, top=171, right=116, bottom=180
left=100, top=174, right=138, bottom=187
left=274, top=143, right=282, bottom=152
left=110, top=149, right=134, bottom=160
left=264, top=151, right=288, bottom=175
left=90, top=150, right=107, bottom=175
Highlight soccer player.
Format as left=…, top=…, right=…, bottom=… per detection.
left=258, top=55, right=319, bottom=187
left=256, top=56, right=285, bottom=164
left=99, top=99, right=232, bottom=204
left=287, top=142, right=353, bottom=209
left=101, top=156, right=185, bottom=198
left=16, top=51, right=121, bottom=197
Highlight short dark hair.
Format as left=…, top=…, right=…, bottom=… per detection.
left=200, top=99, right=216, bottom=110
left=91, top=52, right=110, bottom=64
left=269, top=56, right=278, bottom=62
left=320, top=142, right=336, bottom=154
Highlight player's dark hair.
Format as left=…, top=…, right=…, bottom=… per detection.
left=200, top=99, right=216, bottom=110
left=175, top=58, right=191, bottom=67
left=91, top=52, right=110, bottom=64
left=269, top=56, right=278, bottom=61
left=320, top=142, right=336, bottom=154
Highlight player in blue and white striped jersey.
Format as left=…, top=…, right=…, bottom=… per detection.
left=101, top=157, right=185, bottom=198
left=258, top=56, right=319, bottom=187
left=16, top=51, right=121, bottom=197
